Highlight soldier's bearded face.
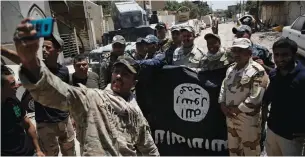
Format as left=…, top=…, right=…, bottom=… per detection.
left=157, top=27, right=166, bottom=39
left=273, top=47, right=295, bottom=70
left=43, top=40, right=59, bottom=62
left=181, top=31, right=194, bottom=47
left=74, top=60, right=88, bottom=75
left=111, top=64, right=136, bottom=96
left=232, top=47, right=251, bottom=65
left=207, top=38, right=220, bottom=54
left=112, top=43, right=125, bottom=56
left=136, top=43, right=146, bottom=56
left=146, top=43, right=158, bottom=54
left=171, top=31, right=181, bottom=43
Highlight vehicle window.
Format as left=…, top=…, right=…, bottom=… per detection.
left=292, top=16, right=305, bottom=31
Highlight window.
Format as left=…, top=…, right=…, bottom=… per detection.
left=292, top=16, right=305, bottom=31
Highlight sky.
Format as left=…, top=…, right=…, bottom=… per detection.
left=175, top=0, right=241, bottom=10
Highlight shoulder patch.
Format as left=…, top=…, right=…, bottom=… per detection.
left=229, top=62, right=237, bottom=67
left=251, top=62, right=266, bottom=78
left=255, top=71, right=265, bottom=77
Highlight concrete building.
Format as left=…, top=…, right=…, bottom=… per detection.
left=136, top=0, right=165, bottom=12
left=1, top=0, right=104, bottom=66
left=260, top=1, right=305, bottom=26
left=1, top=1, right=54, bottom=64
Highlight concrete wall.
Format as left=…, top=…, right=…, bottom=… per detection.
left=1, top=1, right=53, bottom=45
left=1, top=1, right=55, bottom=65
left=103, top=15, right=115, bottom=33
left=84, top=0, right=104, bottom=47
left=151, top=1, right=165, bottom=11
left=286, top=1, right=305, bottom=25
left=158, top=15, right=176, bottom=28
left=261, top=3, right=285, bottom=25
left=261, top=1, right=305, bottom=26
left=136, top=0, right=165, bottom=11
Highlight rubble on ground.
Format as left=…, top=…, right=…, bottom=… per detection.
left=252, top=31, right=282, bottom=53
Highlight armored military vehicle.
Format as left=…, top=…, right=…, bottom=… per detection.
left=102, top=1, right=157, bottom=46
left=90, top=1, right=158, bottom=76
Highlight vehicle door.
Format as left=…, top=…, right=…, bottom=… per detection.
left=298, top=16, right=305, bottom=53
left=289, top=16, right=305, bottom=50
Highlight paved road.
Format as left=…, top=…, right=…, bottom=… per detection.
left=195, top=22, right=281, bottom=53
left=195, top=22, right=236, bottom=52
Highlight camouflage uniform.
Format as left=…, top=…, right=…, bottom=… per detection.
left=164, top=40, right=179, bottom=65
left=172, top=45, right=204, bottom=69
left=159, top=38, right=171, bottom=52
left=19, top=61, right=160, bottom=156
left=252, top=44, right=275, bottom=69
left=99, top=55, right=120, bottom=89
left=199, top=47, right=234, bottom=71
left=100, top=35, right=127, bottom=89
left=218, top=59, right=269, bottom=156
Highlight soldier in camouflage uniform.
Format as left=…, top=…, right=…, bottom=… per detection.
left=155, top=22, right=170, bottom=52
left=164, top=25, right=181, bottom=65
left=200, top=33, right=234, bottom=71
left=173, top=26, right=204, bottom=69
left=232, top=25, right=275, bottom=74
left=218, top=38, right=269, bottom=156
left=134, top=37, right=146, bottom=60
left=100, top=35, right=126, bottom=89
left=143, top=35, right=161, bottom=59
left=14, top=19, right=161, bottom=156
left=232, top=25, right=275, bottom=152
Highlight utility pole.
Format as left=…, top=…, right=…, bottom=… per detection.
left=210, top=1, right=213, bottom=14
left=239, top=0, right=242, bottom=16
left=242, top=0, right=244, bottom=16
left=255, top=0, right=260, bottom=30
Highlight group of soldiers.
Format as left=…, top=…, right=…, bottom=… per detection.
left=1, top=17, right=305, bottom=156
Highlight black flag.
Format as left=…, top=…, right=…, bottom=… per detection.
left=136, top=66, right=229, bottom=156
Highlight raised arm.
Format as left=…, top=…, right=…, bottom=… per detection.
left=137, top=53, right=167, bottom=68
left=14, top=18, right=91, bottom=118
left=1, top=46, right=21, bottom=64
left=19, top=61, right=90, bottom=115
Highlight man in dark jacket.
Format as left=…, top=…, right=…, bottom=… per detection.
left=263, top=38, right=305, bottom=156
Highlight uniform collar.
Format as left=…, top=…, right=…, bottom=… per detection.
left=105, top=84, right=134, bottom=102
left=207, top=47, right=225, bottom=61
left=233, top=58, right=254, bottom=71
left=290, top=60, right=303, bottom=74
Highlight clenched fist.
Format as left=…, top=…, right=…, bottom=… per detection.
left=14, top=18, right=40, bottom=69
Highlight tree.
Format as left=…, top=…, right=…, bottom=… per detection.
left=163, top=0, right=210, bottom=18
left=164, top=1, right=181, bottom=11
left=224, top=10, right=232, bottom=18
left=245, top=0, right=256, bottom=12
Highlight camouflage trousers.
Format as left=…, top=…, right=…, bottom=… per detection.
left=226, top=113, right=261, bottom=156
left=37, top=116, right=75, bottom=156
